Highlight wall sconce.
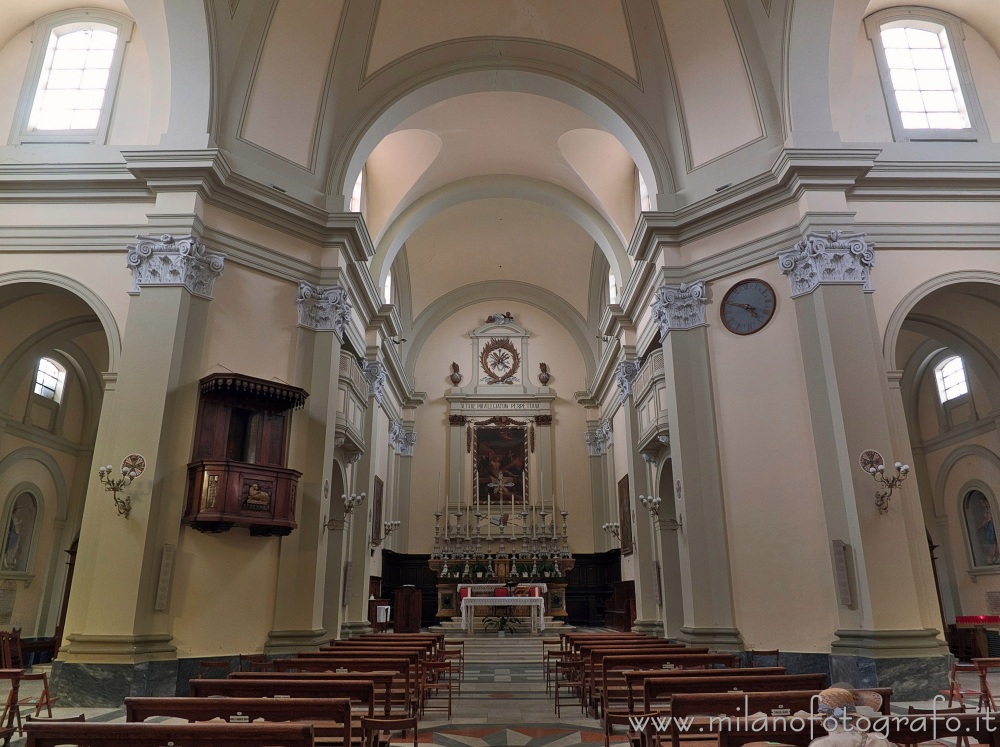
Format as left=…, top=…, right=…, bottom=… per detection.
left=860, top=450, right=910, bottom=515
left=639, top=494, right=683, bottom=531
left=602, top=522, right=621, bottom=539
left=371, top=520, right=402, bottom=549
left=97, top=454, right=145, bottom=518
left=324, top=492, right=365, bottom=531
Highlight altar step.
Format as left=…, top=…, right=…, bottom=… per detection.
left=429, top=615, right=574, bottom=638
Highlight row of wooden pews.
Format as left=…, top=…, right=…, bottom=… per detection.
left=25, top=632, right=453, bottom=747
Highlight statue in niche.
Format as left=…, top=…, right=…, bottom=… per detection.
left=449, top=362, right=463, bottom=385
left=2, top=494, right=36, bottom=573
left=538, top=362, right=550, bottom=385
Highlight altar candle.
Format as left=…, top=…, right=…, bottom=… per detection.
left=552, top=495, right=557, bottom=538
left=445, top=495, right=450, bottom=538
left=437, top=472, right=442, bottom=513
left=487, top=489, right=492, bottom=539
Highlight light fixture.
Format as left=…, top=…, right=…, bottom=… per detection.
left=859, top=450, right=910, bottom=515
left=391, top=338, right=407, bottom=345
left=97, top=454, right=145, bottom=518
left=603, top=522, right=621, bottom=539
left=371, top=520, right=402, bottom=548
left=324, top=492, right=365, bottom=531
left=639, top=494, right=683, bottom=531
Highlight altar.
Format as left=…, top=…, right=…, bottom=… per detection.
left=461, top=595, right=546, bottom=635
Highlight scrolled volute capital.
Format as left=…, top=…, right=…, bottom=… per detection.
left=650, top=280, right=708, bottom=336
left=777, top=230, right=875, bottom=297
left=126, top=234, right=225, bottom=299
left=296, top=282, right=352, bottom=340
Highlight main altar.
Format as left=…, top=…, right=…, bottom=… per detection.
left=428, top=313, right=574, bottom=627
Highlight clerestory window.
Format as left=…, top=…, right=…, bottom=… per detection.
left=10, top=10, right=133, bottom=144
left=865, top=9, right=988, bottom=142
left=33, top=357, right=66, bottom=403
left=934, top=355, right=968, bottom=403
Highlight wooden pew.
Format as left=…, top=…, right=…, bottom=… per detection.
left=189, top=678, right=378, bottom=718
left=642, top=673, right=829, bottom=714
left=580, top=649, right=712, bottom=716
left=599, top=653, right=742, bottom=717
left=232, top=668, right=412, bottom=717
left=622, top=667, right=786, bottom=714
left=125, top=697, right=352, bottom=747
left=25, top=722, right=314, bottom=747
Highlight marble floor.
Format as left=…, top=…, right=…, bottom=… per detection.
left=2, top=641, right=993, bottom=746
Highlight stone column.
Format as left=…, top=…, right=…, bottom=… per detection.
left=390, top=418, right=416, bottom=554
left=652, top=281, right=742, bottom=650
left=777, top=231, right=947, bottom=696
left=266, top=283, right=351, bottom=653
left=585, top=419, right=614, bottom=551
left=54, top=235, right=224, bottom=704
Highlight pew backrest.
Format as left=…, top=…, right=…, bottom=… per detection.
left=189, top=678, right=378, bottom=717
left=25, top=722, right=315, bottom=747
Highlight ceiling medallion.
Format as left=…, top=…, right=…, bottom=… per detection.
left=480, top=338, right=520, bottom=384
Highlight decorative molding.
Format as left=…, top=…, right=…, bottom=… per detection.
left=388, top=419, right=416, bottom=457
left=535, top=415, right=552, bottom=426
left=448, top=414, right=467, bottom=426
left=361, top=360, right=387, bottom=405
left=585, top=418, right=614, bottom=457
left=650, top=281, right=708, bottom=336
left=486, top=312, right=515, bottom=325
left=776, top=230, right=875, bottom=297
left=126, top=234, right=225, bottom=299
left=615, top=359, right=641, bottom=403
left=641, top=451, right=658, bottom=464
left=296, top=282, right=352, bottom=341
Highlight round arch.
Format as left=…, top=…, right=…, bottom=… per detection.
left=333, top=68, right=671, bottom=209
left=372, top=176, right=631, bottom=289
left=406, top=281, right=597, bottom=381
left=0, top=272, right=122, bottom=374
left=932, top=444, right=1000, bottom=521
left=0, top=448, right=69, bottom=522
left=883, top=271, right=1000, bottom=370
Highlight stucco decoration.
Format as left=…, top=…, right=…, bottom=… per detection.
left=126, top=234, right=225, bottom=299
left=616, top=359, right=641, bottom=403
left=296, top=282, right=353, bottom=341
left=585, top=418, right=614, bottom=457
left=651, top=281, right=708, bottom=336
left=388, top=419, right=417, bottom=457
left=361, top=360, right=388, bottom=406
left=777, top=230, right=875, bottom=297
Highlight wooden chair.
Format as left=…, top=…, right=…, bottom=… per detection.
left=553, top=659, right=585, bottom=716
left=0, top=667, right=56, bottom=735
left=972, top=657, right=1000, bottom=710
left=198, top=658, right=232, bottom=677
left=418, top=660, right=454, bottom=719
left=238, top=653, right=272, bottom=672
left=25, top=714, right=85, bottom=723
left=441, top=642, right=464, bottom=689
left=749, top=649, right=779, bottom=667
left=944, top=661, right=992, bottom=709
left=361, top=715, right=418, bottom=747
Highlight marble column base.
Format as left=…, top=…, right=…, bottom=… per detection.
left=51, top=660, right=179, bottom=707
left=632, top=619, right=665, bottom=638
left=831, top=628, right=950, bottom=699
left=339, top=620, right=374, bottom=639
left=678, top=625, right=744, bottom=650
left=264, top=628, right=329, bottom=655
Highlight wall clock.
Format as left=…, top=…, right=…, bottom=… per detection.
left=720, top=279, right=776, bottom=335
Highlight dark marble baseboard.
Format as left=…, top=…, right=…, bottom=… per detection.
left=51, top=660, right=179, bottom=707
left=831, top=653, right=951, bottom=700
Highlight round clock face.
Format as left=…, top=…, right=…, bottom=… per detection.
left=720, top=279, right=776, bottom=335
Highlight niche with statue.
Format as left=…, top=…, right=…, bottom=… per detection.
left=183, top=373, right=308, bottom=536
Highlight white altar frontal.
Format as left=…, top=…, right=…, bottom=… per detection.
left=461, top=596, right=546, bottom=635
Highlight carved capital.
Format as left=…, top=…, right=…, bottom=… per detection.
left=777, top=230, right=875, bottom=297
left=126, top=234, right=225, bottom=299
left=535, top=415, right=552, bottom=426
left=448, top=414, right=467, bottom=426
left=615, top=359, right=641, bottom=403
left=388, top=419, right=415, bottom=456
left=296, top=282, right=352, bottom=340
left=641, top=451, right=658, bottom=464
left=361, top=360, right=388, bottom=405
left=650, top=281, right=708, bottom=336
left=585, top=418, right=614, bottom=457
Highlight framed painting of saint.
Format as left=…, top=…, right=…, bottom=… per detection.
left=475, top=423, right=527, bottom=506
left=618, top=476, right=634, bottom=556
left=371, top=475, right=384, bottom=548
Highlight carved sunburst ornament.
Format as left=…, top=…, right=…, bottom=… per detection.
left=480, top=338, right=521, bottom=384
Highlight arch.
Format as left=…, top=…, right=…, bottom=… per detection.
left=932, top=444, right=1000, bottom=521
left=883, top=271, right=1000, bottom=370
left=0, top=272, right=122, bottom=374
left=0, top=485, right=42, bottom=574
left=958, top=481, right=1000, bottom=569
left=371, top=176, right=630, bottom=288
left=0, top=448, right=69, bottom=522
left=406, top=281, right=597, bottom=381
left=334, top=68, right=671, bottom=210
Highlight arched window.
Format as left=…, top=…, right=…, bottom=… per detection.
left=1, top=492, right=38, bottom=574
left=11, top=10, right=133, bottom=144
left=964, top=490, right=1000, bottom=567
left=350, top=170, right=365, bottom=213
left=934, top=355, right=968, bottom=402
left=637, top=172, right=651, bottom=212
left=608, top=272, right=618, bottom=305
left=383, top=270, right=393, bottom=305
left=33, top=357, right=66, bottom=403
left=865, top=9, right=988, bottom=142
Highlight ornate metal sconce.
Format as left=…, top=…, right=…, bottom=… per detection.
left=639, top=494, right=683, bottom=531
left=860, top=450, right=910, bottom=515
left=324, top=492, right=365, bottom=531
left=602, top=522, right=621, bottom=539
left=97, top=454, right=145, bottom=518
left=371, top=520, right=401, bottom=548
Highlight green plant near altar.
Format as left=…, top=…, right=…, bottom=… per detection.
left=482, top=613, right=524, bottom=635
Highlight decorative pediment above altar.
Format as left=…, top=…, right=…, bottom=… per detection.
left=457, top=313, right=542, bottom=396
